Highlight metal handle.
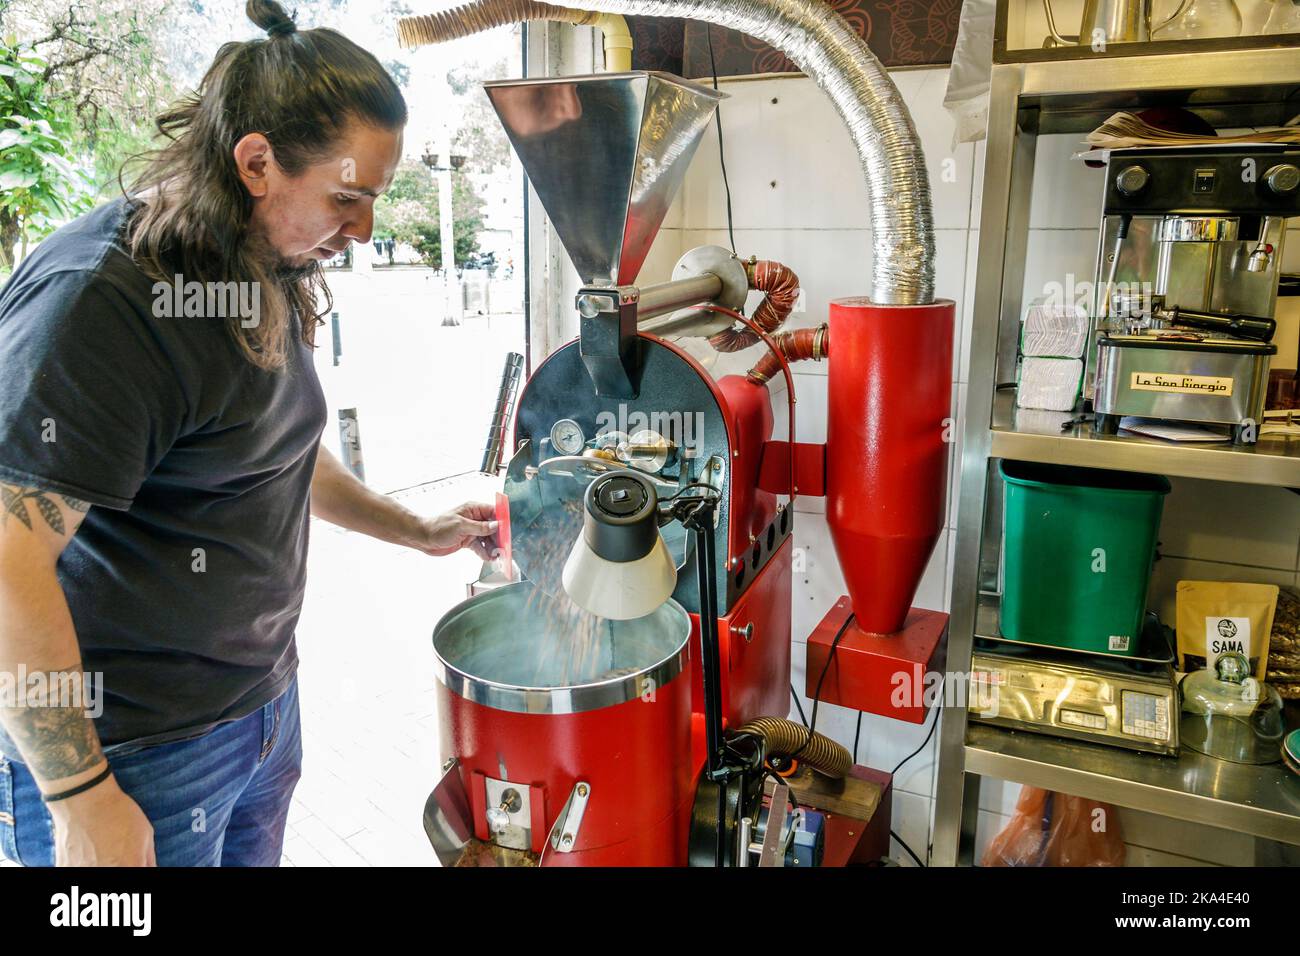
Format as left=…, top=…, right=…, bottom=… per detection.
left=480, top=352, right=524, bottom=476
left=533, top=455, right=677, bottom=489
left=1151, top=0, right=1191, bottom=35
left=1160, top=307, right=1276, bottom=343
left=1041, top=0, right=1077, bottom=45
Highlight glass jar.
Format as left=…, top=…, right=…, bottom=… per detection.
left=1159, top=0, right=1244, bottom=38
left=1181, top=652, right=1285, bottom=764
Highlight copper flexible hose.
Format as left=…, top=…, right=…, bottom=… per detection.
left=747, top=324, right=829, bottom=384
left=737, top=716, right=851, bottom=778
left=709, top=259, right=800, bottom=353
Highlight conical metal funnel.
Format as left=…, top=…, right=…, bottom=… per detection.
left=485, top=71, right=724, bottom=288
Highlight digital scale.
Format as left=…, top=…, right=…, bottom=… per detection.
left=970, top=615, right=1180, bottom=756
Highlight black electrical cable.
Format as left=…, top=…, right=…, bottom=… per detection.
left=879, top=676, right=945, bottom=868
left=705, top=25, right=737, bottom=256
left=662, top=482, right=721, bottom=502
left=852, top=710, right=863, bottom=765
left=790, top=612, right=855, bottom=763
left=892, top=829, right=925, bottom=868
left=889, top=675, right=943, bottom=779
left=789, top=683, right=809, bottom=727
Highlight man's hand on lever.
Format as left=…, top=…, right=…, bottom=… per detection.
left=310, top=444, right=498, bottom=559
left=411, top=502, right=499, bottom=559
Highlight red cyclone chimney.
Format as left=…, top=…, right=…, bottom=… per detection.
left=826, top=297, right=954, bottom=634
left=803, top=296, right=955, bottom=724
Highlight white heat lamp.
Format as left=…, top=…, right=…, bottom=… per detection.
left=561, top=471, right=677, bottom=621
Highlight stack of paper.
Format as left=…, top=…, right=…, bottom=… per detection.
left=1023, top=301, right=1088, bottom=358
left=1018, top=357, right=1084, bottom=412
left=1017, top=298, right=1088, bottom=412
left=1087, top=112, right=1300, bottom=149
left=1118, top=417, right=1231, bottom=443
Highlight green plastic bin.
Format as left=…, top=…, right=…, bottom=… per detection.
left=999, top=461, right=1170, bottom=656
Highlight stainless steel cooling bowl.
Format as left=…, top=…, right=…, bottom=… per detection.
left=432, top=581, right=691, bottom=715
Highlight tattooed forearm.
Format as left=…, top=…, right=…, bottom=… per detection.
left=0, top=700, right=105, bottom=780
left=0, top=483, right=87, bottom=534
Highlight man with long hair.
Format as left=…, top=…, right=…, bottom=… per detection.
left=0, top=1, right=494, bottom=866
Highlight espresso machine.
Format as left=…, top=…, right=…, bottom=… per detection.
left=1086, top=146, right=1299, bottom=442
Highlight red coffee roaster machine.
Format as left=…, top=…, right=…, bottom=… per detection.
left=422, top=70, right=953, bottom=867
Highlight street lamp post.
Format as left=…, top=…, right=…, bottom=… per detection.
left=421, top=146, right=469, bottom=327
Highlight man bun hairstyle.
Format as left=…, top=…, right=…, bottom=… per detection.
left=125, top=0, right=408, bottom=369
left=249, top=0, right=298, bottom=37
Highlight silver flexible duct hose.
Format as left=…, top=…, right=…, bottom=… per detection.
left=398, top=0, right=935, bottom=305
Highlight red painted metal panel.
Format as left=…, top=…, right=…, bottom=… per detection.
left=714, top=373, right=777, bottom=561
left=805, top=596, right=949, bottom=724
left=757, top=440, right=827, bottom=497
left=816, top=766, right=894, bottom=866
left=722, top=536, right=794, bottom=725
left=437, top=663, right=694, bottom=864
left=687, top=536, right=794, bottom=757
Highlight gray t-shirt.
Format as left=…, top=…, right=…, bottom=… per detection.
left=0, top=198, right=327, bottom=757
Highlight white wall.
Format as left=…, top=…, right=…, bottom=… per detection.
left=643, top=66, right=1300, bottom=867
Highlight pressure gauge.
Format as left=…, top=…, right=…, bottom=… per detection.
left=549, top=418, right=586, bottom=455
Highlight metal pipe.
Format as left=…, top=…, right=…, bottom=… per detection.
left=634, top=273, right=723, bottom=320
left=398, top=0, right=935, bottom=304
left=593, top=13, right=633, bottom=71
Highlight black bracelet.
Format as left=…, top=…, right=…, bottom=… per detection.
left=41, top=765, right=113, bottom=804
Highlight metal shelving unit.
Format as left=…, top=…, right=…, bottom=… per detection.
left=930, top=19, right=1300, bottom=867
left=991, top=390, right=1300, bottom=486
left=965, top=725, right=1300, bottom=845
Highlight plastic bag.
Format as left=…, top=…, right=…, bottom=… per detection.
left=981, top=786, right=1125, bottom=866
left=943, top=0, right=995, bottom=146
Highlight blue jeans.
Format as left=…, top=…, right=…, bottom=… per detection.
left=0, top=676, right=301, bottom=867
